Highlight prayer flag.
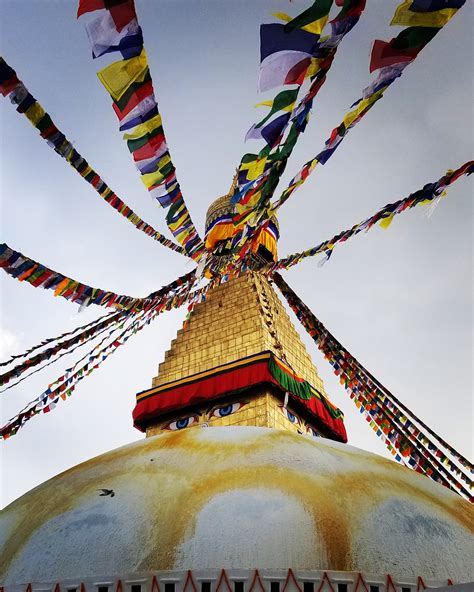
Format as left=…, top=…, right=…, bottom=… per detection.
left=78, top=0, right=136, bottom=32
left=247, top=113, right=291, bottom=148
left=391, top=0, right=464, bottom=28
left=283, top=0, right=333, bottom=35
left=25, top=102, right=46, bottom=126
left=112, top=70, right=152, bottom=113
left=85, top=12, right=142, bottom=59
left=255, top=88, right=299, bottom=129
left=260, top=24, right=320, bottom=63
left=132, top=134, right=167, bottom=161
left=119, top=104, right=157, bottom=131
left=97, top=48, right=148, bottom=101
left=258, top=50, right=312, bottom=92
left=122, top=112, right=162, bottom=139
left=370, top=28, right=439, bottom=72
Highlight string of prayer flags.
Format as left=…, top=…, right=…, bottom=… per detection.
left=272, top=272, right=473, bottom=501
left=236, top=3, right=330, bottom=179
left=271, top=161, right=473, bottom=272
left=230, top=1, right=368, bottom=260
left=272, top=0, right=467, bottom=210
left=77, top=0, right=206, bottom=261
left=0, top=243, right=147, bottom=312
left=372, top=0, right=466, bottom=71
left=361, top=350, right=474, bottom=477
left=0, top=316, right=128, bottom=395
left=0, top=310, right=117, bottom=368
left=0, top=311, right=124, bottom=388
left=0, top=58, right=185, bottom=256
left=1, top=269, right=201, bottom=439
left=274, top=272, right=473, bottom=497
left=0, top=243, right=198, bottom=313
left=1, top=308, right=146, bottom=439
left=231, top=2, right=335, bottom=224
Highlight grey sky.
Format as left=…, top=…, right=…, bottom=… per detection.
left=0, top=0, right=472, bottom=508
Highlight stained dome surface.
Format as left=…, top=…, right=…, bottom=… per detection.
left=1, top=427, right=473, bottom=583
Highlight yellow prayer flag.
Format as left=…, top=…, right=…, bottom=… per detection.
left=140, top=154, right=171, bottom=188
left=81, top=165, right=93, bottom=179
left=254, top=100, right=273, bottom=109
left=97, top=49, right=148, bottom=102
left=168, top=209, right=188, bottom=231
left=240, top=157, right=268, bottom=181
left=303, top=15, right=329, bottom=36
left=174, top=225, right=191, bottom=241
left=236, top=191, right=261, bottom=215
left=272, top=11, right=328, bottom=35
left=122, top=113, right=162, bottom=140
left=255, top=100, right=295, bottom=113
left=25, top=102, right=46, bottom=126
left=343, top=89, right=385, bottom=129
left=379, top=214, right=395, bottom=229
left=306, top=57, right=323, bottom=79
left=391, top=1, right=457, bottom=28
left=141, top=170, right=164, bottom=189
left=272, top=12, right=292, bottom=23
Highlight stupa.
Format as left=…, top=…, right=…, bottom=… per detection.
left=1, top=188, right=473, bottom=589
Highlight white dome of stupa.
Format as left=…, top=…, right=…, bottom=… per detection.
left=1, top=427, right=473, bottom=586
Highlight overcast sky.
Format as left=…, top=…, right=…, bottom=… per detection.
left=0, top=0, right=472, bottom=508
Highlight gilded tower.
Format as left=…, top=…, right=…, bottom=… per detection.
left=133, top=188, right=347, bottom=443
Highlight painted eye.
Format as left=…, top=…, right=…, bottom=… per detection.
left=210, top=401, right=246, bottom=418
left=279, top=406, right=300, bottom=425
left=307, top=426, right=321, bottom=438
left=162, top=415, right=199, bottom=431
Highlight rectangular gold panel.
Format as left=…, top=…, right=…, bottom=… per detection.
left=152, top=273, right=326, bottom=389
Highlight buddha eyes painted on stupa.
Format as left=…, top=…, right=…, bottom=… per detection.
left=160, top=400, right=249, bottom=430
left=209, top=401, right=246, bottom=418
left=279, top=405, right=301, bottom=426
left=162, top=414, right=200, bottom=431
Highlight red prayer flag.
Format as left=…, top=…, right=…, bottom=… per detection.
left=108, top=1, right=136, bottom=32
left=77, top=0, right=105, bottom=18
left=132, top=133, right=166, bottom=161
left=0, top=75, right=19, bottom=96
left=370, top=39, right=418, bottom=73
left=284, top=57, right=311, bottom=86
left=113, top=81, right=153, bottom=120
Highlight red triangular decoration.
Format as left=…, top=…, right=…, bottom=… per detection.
left=316, top=573, right=335, bottom=592
left=282, top=569, right=302, bottom=592
left=216, top=570, right=233, bottom=592
left=249, top=570, right=266, bottom=592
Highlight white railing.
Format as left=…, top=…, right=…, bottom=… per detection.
left=1, top=568, right=461, bottom=592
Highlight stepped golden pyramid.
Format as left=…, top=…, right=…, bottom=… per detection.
left=1, top=186, right=473, bottom=588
